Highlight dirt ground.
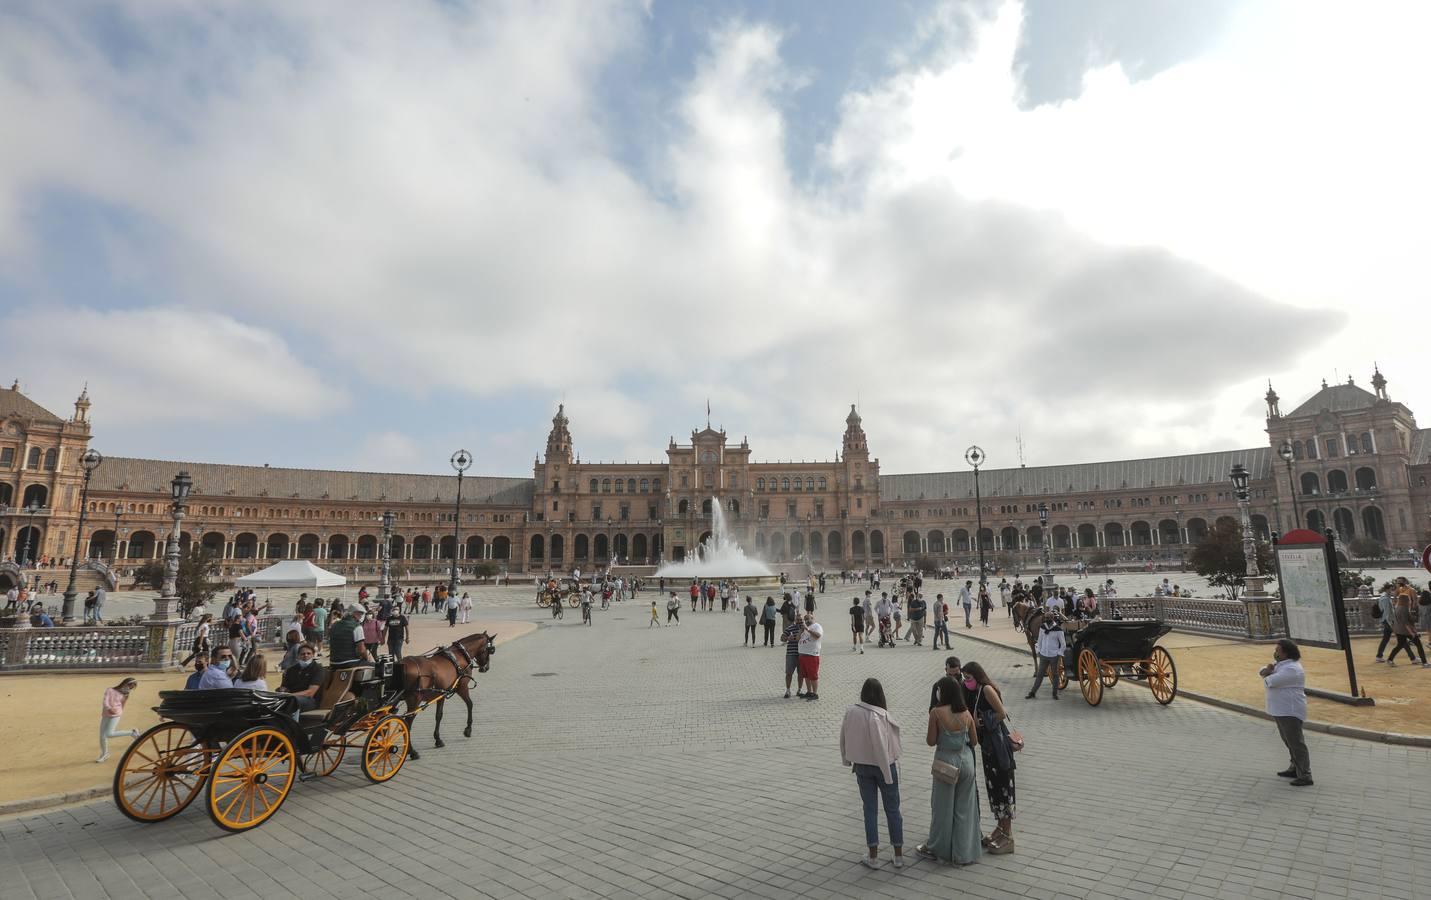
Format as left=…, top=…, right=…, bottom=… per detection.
left=0, top=617, right=534, bottom=807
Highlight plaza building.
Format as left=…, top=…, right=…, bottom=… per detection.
left=1, top=370, right=1428, bottom=589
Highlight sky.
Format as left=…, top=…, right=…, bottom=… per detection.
left=1, top=0, right=1426, bottom=478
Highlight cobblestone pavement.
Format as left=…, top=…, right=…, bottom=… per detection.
left=4, top=597, right=1429, bottom=899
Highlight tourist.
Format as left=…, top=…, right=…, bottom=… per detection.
left=1372, top=582, right=1396, bottom=658
left=780, top=592, right=798, bottom=623
left=690, top=581, right=700, bottom=612
left=276, top=643, right=323, bottom=712
left=875, top=593, right=895, bottom=647
left=849, top=595, right=865, bottom=654
left=999, top=579, right=1011, bottom=614
left=311, top=599, right=328, bottom=649
left=92, top=585, right=106, bottom=624
left=908, top=592, right=928, bottom=646
left=444, top=589, right=459, bottom=627
left=798, top=613, right=824, bottom=700
left=1026, top=614, right=1065, bottom=699
left=420, top=587, right=430, bottom=614
left=742, top=596, right=758, bottom=646
left=891, top=596, right=903, bottom=643
left=460, top=592, right=473, bottom=624
left=650, top=599, right=661, bottom=628
left=31, top=604, right=54, bottom=627
left=198, top=647, right=237, bottom=689
left=916, top=676, right=982, bottom=865
left=963, top=662, right=1016, bottom=855
left=181, top=614, right=213, bottom=667
left=782, top=613, right=805, bottom=698
left=761, top=596, right=778, bottom=646
left=286, top=606, right=306, bottom=646
left=1386, top=579, right=1428, bottom=666
left=863, top=591, right=875, bottom=639
left=83, top=590, right=96, bottom=625
left=804, top=588, right=816, bottom=616
left=958, top=581, right=974, bottom=628
left=233, top=652, right=269, bottom=690
left=931, top=594, right=950, bottom=651
left=840, top=678, right=905, bottom=869
left=183, top=652, right=209, bottom=690
left=361, top=605, right=383, bottom=656
left=665, top=592, right=681, bottom=625
left=978, top=586, right=993, bottom=627
left=1260, top=638, right=1312, bottom=786
left=328, top=606, right=370, bottom=669
left=96, top=677, right=141, bottom=763
left=384, top=606, right=410, bottom=658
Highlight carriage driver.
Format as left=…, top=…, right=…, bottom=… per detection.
left=276, top=643, right=325, bottom=712
left=327, top=605, right=372, bottom=670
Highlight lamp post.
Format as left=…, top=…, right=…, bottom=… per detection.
left=1278, top=441, right=1300, bottom=529
left=1038, top=501, right=1055, bottom=591
left=379, top=510, right=395, bottom=600
left=1229, top=463, right=1265, bottom=598
left=1175, top=509, right=1185, bottom=571
left=61, top=449, right=104, bottom=623
left=449, top=449, right=471, bottom=596
left=111, top=508, right=124, bottom=568
left=966, top=446, right=987, bottom=590
left=153, top=471, right=192, bottom=621
left=19, top=503, right=40, bottom=566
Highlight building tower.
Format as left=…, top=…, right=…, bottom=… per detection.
left=545, top=404, right=573, bottom=465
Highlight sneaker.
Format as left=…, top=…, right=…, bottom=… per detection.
left=914, top=844, right=937, bottom=860
left=1052, top=693, right=1059, bottom=700
left=859, top=857, right=882, bottom=870
left=1024, top=691, right=1036, bottom=699
left=891, top=854, right=905, bottom=869
left=95, top=753, right=109, bottom=764
left=797, top=691, right=807, bottom=698
left=1276, top=768, right=1296, bottom=777
left=784, top=690, right=791, bottom=698
left=1374, top=657, right=1385, bottom=663
left=860, top=648, right=864, bottom=654
left=1290, top=777, right=1314, bottom=787
left=1386, top=660, right=1396, bottom=666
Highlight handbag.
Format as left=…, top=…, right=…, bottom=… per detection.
left=931, top=758, right=961, bottom=785
left=1008, top=729, right=1025, bottom=753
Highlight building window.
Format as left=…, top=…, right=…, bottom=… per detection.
left=27, top=447, right=40, bottom=469
left=620, top=505, right=629, bottom=521
left=602, top=478, right=611, bottom=492
left=1361, top=433, right=1374, bottom=454
left=818, top=477, right=827, bottom=491
left=589, top=479, right=598, bottom=493
left=0, top=447, right=13, bottom=468
left=640, top=479, right=649, bottom=493
left=787, top=501, right=797, bottom=518
left=615, top=479, right=624, bottom=493
left=592, top=504, right=602, bottom=520
left=806, top=477, right=814, bottom=491
left=782, top=477, right=790, bottom=491
left=627, top=478, right=636, bottom=493
left=653, top=478, right=661, bottom=493
left=757, top=477, right=765, bottom=491
left=1325, top=438, right=1339, bottom=457
left=42, top=449, right=58, bottom=470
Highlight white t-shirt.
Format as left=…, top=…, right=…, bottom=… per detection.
left=233, top=677, right=269, bottom=691
left=798, top=622, right=823, bottom=656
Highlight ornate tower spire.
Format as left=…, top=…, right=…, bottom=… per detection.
left=1264, top=381, right=1280, bottom=419
left=842, top=404, right=869, bottom=458
left=1371, top=364, right=1389, bottom=401
left=72, top=383, right=91, bottom=424
left=545, top=403, right=573, bottom=464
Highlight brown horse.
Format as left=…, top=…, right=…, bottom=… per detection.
left=399, top=631, right=495, bottom=760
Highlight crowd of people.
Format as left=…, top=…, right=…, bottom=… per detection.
left=1371, top=576, right=1431, bottom=667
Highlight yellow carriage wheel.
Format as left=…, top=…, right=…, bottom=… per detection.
left=207, top=727, right=296, bottom=832
left=537, top=593, right=552, bottom=608
left=361, top=715, right=410, bottom=783
left=1099, top=662, right=1119, bottom=688
left=1054, top=657, right=1068, bottom=691
left=113, top=722, right=209, bottom=823
left=1078, top=649, right=1104, bottom=706
left=1147, top=645, right=1178, bottom=705
left=568, top=594, right=582, bottom=608
left=301, top=738, right=345, bottom=777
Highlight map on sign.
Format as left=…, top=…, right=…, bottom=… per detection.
left=1276, top=545, right=1341, bottom=649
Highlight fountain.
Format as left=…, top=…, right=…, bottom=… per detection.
left=655, top=497, right=778, bottom=584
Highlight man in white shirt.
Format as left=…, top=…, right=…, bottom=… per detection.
left=1260, top=639, right=1312, bottom=786
left=1026, top=616, right=1066, bottom=700
left=797, top=614, right=824, bottom=700
left=958, top=581, right=974, bottom=628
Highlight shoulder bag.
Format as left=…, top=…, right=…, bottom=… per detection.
left=931, top=758, right=961, bottom=785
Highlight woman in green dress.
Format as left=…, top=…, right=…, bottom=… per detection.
left=917, top=676, right=982, bottom=865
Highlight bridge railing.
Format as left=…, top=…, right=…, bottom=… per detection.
left=1102, top=593, right=1382, bottom=641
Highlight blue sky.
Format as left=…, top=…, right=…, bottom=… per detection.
left=1, top=1, right=1425, bottom=478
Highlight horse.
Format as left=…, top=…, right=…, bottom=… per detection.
left=399, top=631, right=496, bottom=761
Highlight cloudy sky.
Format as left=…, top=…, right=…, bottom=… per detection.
left=1, top=1, right=1425, bottom=478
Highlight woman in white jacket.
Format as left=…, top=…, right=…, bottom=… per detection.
left=840, top=678, right=905, bottom=869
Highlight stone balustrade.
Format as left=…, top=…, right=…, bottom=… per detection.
left=1102, top=595, right=1382, bottom=641
left=0, top=614, right=285, bottom=673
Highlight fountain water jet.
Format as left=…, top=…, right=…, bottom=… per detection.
left=655, top=497, right=774, bottom=579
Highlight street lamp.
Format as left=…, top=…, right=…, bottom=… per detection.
left=379, top=510, right=395, bottom=600
left=62, top=448, right=104, bottom=623
left=1229, top=463, right=1265, bottom=598
left=966, top=446, right=987, bottom=590
left=19, top=503, right=41, bottom=566
left=1277, top=441, right=1301, bottom=529
left=449, top=449, right=472, bottom=596
left=153, top=471, right=192, bottom=621
left=1038, top=501, right=1055, bottom=591
left=1175, top=509, right=1185, bottom=571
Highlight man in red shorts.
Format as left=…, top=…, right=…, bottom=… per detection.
left=797, top=613, right=824, bottom=700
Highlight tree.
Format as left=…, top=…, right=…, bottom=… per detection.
left=911, top=555, right=940, bottom=575
left=134, top=550, right=222, bottom=617
left=472, top=561, right=500, bottom=579
left=995, top=552, right=1017, bottom=575
left=1188, top=519, right=1276, bottom=601
left=1348, top=536, right=1388, bottom=562
left=1087, top=549, right=1116, bottom=573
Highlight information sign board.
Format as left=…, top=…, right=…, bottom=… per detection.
left=1275, top=538, right=1341, bottom=650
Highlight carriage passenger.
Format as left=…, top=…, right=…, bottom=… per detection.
left=276, top=643, right=324, bottom=712
left=327, top=606, right=371, bottom=669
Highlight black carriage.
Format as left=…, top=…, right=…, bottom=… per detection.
left=536, top=577, right=582, bottom=608
left=113, top=661, right=411, bottom=832
left=1054, top=619, right=1178, bottom=706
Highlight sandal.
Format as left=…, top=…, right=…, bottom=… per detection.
left=915, top=844, right=937, bottom=859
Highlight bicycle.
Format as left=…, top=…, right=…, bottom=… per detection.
left=581, top=602, right=592, bottom=626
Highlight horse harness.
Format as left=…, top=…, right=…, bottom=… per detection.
left=419, top=640, right=482, bottom=697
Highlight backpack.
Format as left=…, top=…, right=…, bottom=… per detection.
left=1419, top=590, right=1431, bottom=608
left=1370, top=602, right=1383, bottom=619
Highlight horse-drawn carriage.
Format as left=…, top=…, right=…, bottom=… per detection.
left=536, top=578, right=581, bottom=609
left=1054, top=619, right=1178, bottom=707
left=113, top=632, right=495, bottom=832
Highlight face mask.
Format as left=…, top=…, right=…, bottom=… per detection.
left=964, top=677, right=977, bottom=689
left=297, top=658, right=313, bottom=668
left=217, top=659, right=231, bottom=670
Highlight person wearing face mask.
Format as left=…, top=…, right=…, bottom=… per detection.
left=96, top=677, right=141, bottom=763
left=183, top=652, right=209, bottom=690
left=277, top=643, right=325, bottom=712
left=197, top=648, right=237, bottom=690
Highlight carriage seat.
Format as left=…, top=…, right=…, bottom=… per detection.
left=297, top=665, right=373, bottom=723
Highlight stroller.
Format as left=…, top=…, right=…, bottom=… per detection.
left=877, top=615, right=894, bottom=648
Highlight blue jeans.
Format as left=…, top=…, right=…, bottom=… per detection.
left=853, top=762, right=903, bottom=849
left=933, top=620, right=950, bottom=648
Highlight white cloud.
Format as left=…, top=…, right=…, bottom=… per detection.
left=0, top=0, right=1413, bottom=474
left=0, top=306, right=341, bottom=424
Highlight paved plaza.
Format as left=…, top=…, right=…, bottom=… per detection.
left=4, top=592, right=1430, bottom=900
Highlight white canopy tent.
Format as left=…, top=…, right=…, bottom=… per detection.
left=235, top=560, right=346, bottom=589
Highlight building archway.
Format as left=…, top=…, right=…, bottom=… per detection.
left=297, top=533, right=320, bottom=559
left=869, top=530, right=885, bottom=558
left=573, top=534, right=588, bottom=559
left=529, top=534, right=544, bottom=561
left=850, top=530, right=865, bottom=558
left=21, top=484, right=47, bottom=508
left=1361, top=507, right=1386, bottom=542
left=1306, top=510, right=1326, bottom=532
left=549, top=534, right=564, bottom=562
left=1103, top=523, right=1125, bottom=547
left=613, top=533, right=628, bottom=560
left=1052, top=524, right=1071, bottom=549
left=594, top=534, right=609, bottom=559
left=1331, top=508, right=1355, bottom=541
left=128, top=530, right=157, bottom=559
left=1130, top=521, right=1152, bottom=546
left=1186, top=518, right=1209, bottom=542
left=632, top=533, right=648, bottom=561
left=790, top=532, right=805, bottom=558
left=1000, top=526, right=1019, bottom=550
left=267, top=533, right=291, bottom=559
left=769, top=532, right=786, bottom=561
left=1354, top=467, right=1377, bottom=491
left=827, top=531, right=842, bottom=561
left=14, top=526, right=43, bottom=563
left=438, top=535, right=457, bottom=560
left=412, top=536, right=433, bottom=559
left=468, top=535, right=486, bottom=559
left=88, top=529, right=116, bottom=560
left=1075, top=524, right=1097, bottom=548
left=927, top=530, right=945, bottom=555
left=233, top=532, right=258, bottom=559
left=1326, top=470, right=1348, bottom=494
left=1300, top=472, right=1320, bottom=496
left=356, top=535, right=378, bottom=559
left=492, top=536, right=511, bottom=559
